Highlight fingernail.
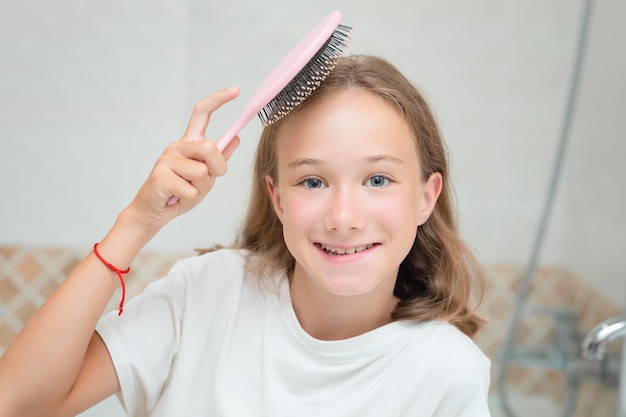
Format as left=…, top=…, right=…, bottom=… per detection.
left=228, top=85, right=239, bottom=93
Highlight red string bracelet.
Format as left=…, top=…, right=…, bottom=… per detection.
left=93, top=242, right=129, bottom=316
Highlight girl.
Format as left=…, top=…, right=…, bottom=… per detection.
left=0, top=55, right=491, bottom=416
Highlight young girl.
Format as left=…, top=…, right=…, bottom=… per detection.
left=0, top=55, right=491, bottom=416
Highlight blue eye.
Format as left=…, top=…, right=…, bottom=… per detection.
left=303, top=178, right=324, bottom=189
left=367, top=175, right=389, bottom=187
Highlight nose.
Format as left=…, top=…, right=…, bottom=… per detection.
left=324, top=186, right=367, bottom=232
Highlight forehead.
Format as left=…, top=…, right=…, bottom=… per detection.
left=275, top=89, right=417, bottom=163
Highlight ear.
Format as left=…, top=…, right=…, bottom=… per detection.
left=265, top=175, right=284, bottom=218
left=416, top=172, right=443, bottom=225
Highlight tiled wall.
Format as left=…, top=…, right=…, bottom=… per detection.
left=0, top=245, right=189, bottom=349
left=477, top=264, right=621, bottom=416
left=0, top=245, right=621, bottom=415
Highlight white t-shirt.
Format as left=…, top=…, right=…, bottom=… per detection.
left=97, top=249, right=491, bottom=417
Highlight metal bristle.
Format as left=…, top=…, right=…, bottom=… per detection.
left=258, top=24, right=353, bottom=126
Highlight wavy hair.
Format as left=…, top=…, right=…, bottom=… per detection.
left=230, top=55, right=485, bottom=337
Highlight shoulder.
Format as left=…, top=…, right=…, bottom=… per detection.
left=174, top=248, right=250, bottom=275
left=424, top=321, right=488, bottom=356
left=380, top=321, right=491, bottom=415
left=168, top=248, right=272, bottom=310
left=126, top=248, right=255, bottom=313
left=416, top=321, right=491, bottom=378
left=168, top=248, right=252, bottom=288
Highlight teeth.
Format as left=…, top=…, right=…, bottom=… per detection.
left=321, top=243, right=373, bottom=255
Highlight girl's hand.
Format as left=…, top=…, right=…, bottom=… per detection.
left=0, top=90, right=244, bottom=417
left=126, top=87, right=241, bottom=233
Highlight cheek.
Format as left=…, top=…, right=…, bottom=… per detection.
left=279, top=193, right=322, bottom=228
left=278, top=195, right=325, bottom=256
left=372, top=191, right=421, bottom=244
left=373, top=189, right=420, bottom=220
left=385, top=204, right=419, bottom=264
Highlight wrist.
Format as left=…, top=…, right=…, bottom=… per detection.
left=95, top=208, right=158, bottom=269
left=93, top=242, right=129, bottom=316
left=117, top=205, right=163, bottom=241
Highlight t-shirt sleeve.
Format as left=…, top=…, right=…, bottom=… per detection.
left=96, top=263, right=188, bottom=417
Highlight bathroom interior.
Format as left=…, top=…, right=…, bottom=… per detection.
left=1, top=1, right=625, bottom=416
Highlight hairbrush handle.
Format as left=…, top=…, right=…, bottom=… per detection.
left=215, top=10, right=343, bottom=152
left=167, top=11, right=345, bottom=206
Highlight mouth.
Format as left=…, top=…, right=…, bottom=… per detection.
left=319, top=243, right=376, bottom=256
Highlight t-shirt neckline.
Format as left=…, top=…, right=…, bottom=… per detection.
left=274, top=276, right=427, bottom=361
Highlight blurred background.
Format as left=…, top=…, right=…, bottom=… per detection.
left=1, top=0, right=624, bottom=416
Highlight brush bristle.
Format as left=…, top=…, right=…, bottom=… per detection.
left=258, top=24, right=352, bottom=126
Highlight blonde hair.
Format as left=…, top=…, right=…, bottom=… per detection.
left=231, top=55, right=485, bottom=337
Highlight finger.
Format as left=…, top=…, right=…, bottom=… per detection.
left=165, top=174, right=203, bottom=208
left=160, top=158, right=215, bottom=207
left=182, top=86, right=240, bottom=142
left=159, top=140, right=229, bottom=206
left=164, top=141, right=228, bottom=177
left=171, top=159, right=214, bottom=197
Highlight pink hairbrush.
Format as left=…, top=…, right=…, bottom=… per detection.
left=214, top=10, right=352, bottom=152
left=167, top=11, right=351, bottom=205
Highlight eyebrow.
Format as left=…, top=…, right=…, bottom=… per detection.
left=287, top=155, right=404, bottom=169
left=362, top=155, right=404, bottom=165
left=287, top=158, right=323, bottom=168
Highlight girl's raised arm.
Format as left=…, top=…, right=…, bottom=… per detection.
left=0, top=87, right=240, bottom=417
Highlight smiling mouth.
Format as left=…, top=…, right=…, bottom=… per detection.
left=319, top=243, right=375, bottom=256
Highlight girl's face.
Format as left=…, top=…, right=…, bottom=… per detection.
left=266, top=89, right=441, bottom=302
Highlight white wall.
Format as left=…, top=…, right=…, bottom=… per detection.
left=1, top=1, right=625, bottom=305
